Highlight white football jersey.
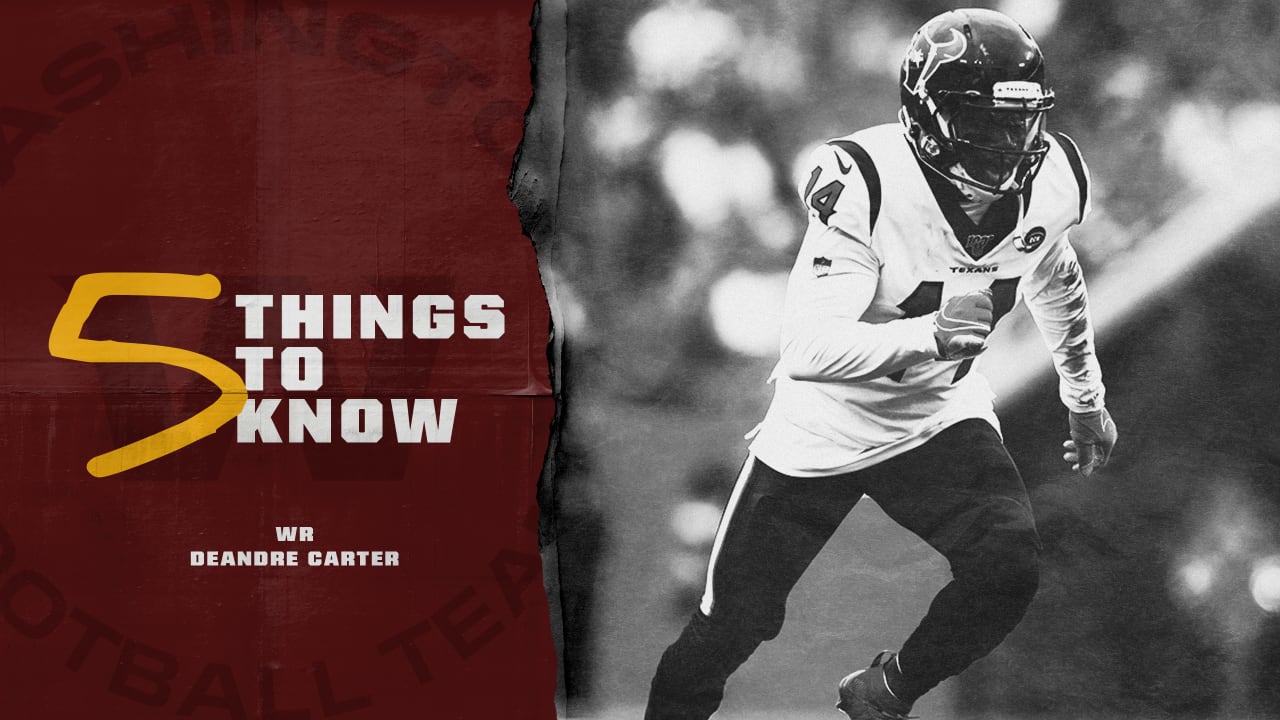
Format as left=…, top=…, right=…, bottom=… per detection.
left=748, top=123, right=1106, bottom=477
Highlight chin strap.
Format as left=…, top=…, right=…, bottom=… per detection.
left=947, top=165, right=1005, bottom=203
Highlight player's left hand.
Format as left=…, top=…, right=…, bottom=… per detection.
left=1063, top=408, right=1117, bottom=477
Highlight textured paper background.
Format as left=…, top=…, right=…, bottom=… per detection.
left=0, top=2, right=559, bottom=717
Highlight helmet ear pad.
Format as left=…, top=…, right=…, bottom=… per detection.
left=899, top=102, right=955, bottom=162
left=899, top=102, right=970, bottom=186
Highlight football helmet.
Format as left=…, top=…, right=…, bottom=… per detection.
left=899, top=8, right=1055, bottom=196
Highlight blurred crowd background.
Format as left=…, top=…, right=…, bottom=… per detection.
left=532, top=0, right=1280, bottom=717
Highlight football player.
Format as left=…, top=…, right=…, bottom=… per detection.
left=644, top=9, right=1118, bottom=720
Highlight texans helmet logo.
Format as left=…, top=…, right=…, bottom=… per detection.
left=905, top=24, right=968, bottom=98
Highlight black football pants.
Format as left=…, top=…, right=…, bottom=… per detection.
left=644, top=419, right=1041, bottom=720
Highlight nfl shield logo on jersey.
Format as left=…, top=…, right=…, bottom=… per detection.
left=813, top=256, right=833, bottom=277
left=1014, top=226, right=1047, bottom=252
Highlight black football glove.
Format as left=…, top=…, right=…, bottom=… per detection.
left=933, top=289, right=994, bottom=361
left=1063, top=408, right=1118, bottom=477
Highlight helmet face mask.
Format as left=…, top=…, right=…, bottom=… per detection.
left=900, top=9, right=1055, bottom=197
left=944, top=102, right=1049, bottom=192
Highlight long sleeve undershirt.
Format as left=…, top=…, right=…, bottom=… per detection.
left=1023, top=239, right=1106, bottom=412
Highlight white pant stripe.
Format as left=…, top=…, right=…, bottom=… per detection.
left=699, top=455, right=756, bottom=617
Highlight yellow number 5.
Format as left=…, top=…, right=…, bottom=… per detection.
left=48, top=273, right=247, bottom=477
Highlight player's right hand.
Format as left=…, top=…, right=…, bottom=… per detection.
left=933, top=289, right=994, bottom=361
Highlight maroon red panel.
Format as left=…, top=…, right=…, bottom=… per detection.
left=0, top=1, right=556, bottom=717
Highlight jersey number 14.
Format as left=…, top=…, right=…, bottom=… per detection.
left=804, top=167, right=845, bottom=224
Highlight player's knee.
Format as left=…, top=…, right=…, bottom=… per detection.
left=979, top=537, right=1040, bottom=603
left=701, top=602, right=787, bottom=644
left=999, top=545, right=1040, bottom=601
left=731, top=608, right=787, bottom=643
left=750, top=609, right=787, bottom=642
left=957, top=531, right=1040, bottom=601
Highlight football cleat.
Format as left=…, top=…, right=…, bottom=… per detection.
left=836, top=651, right=916, bottom=720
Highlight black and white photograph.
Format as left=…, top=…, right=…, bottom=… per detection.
left=527, top=1, right=1280, bottom=718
